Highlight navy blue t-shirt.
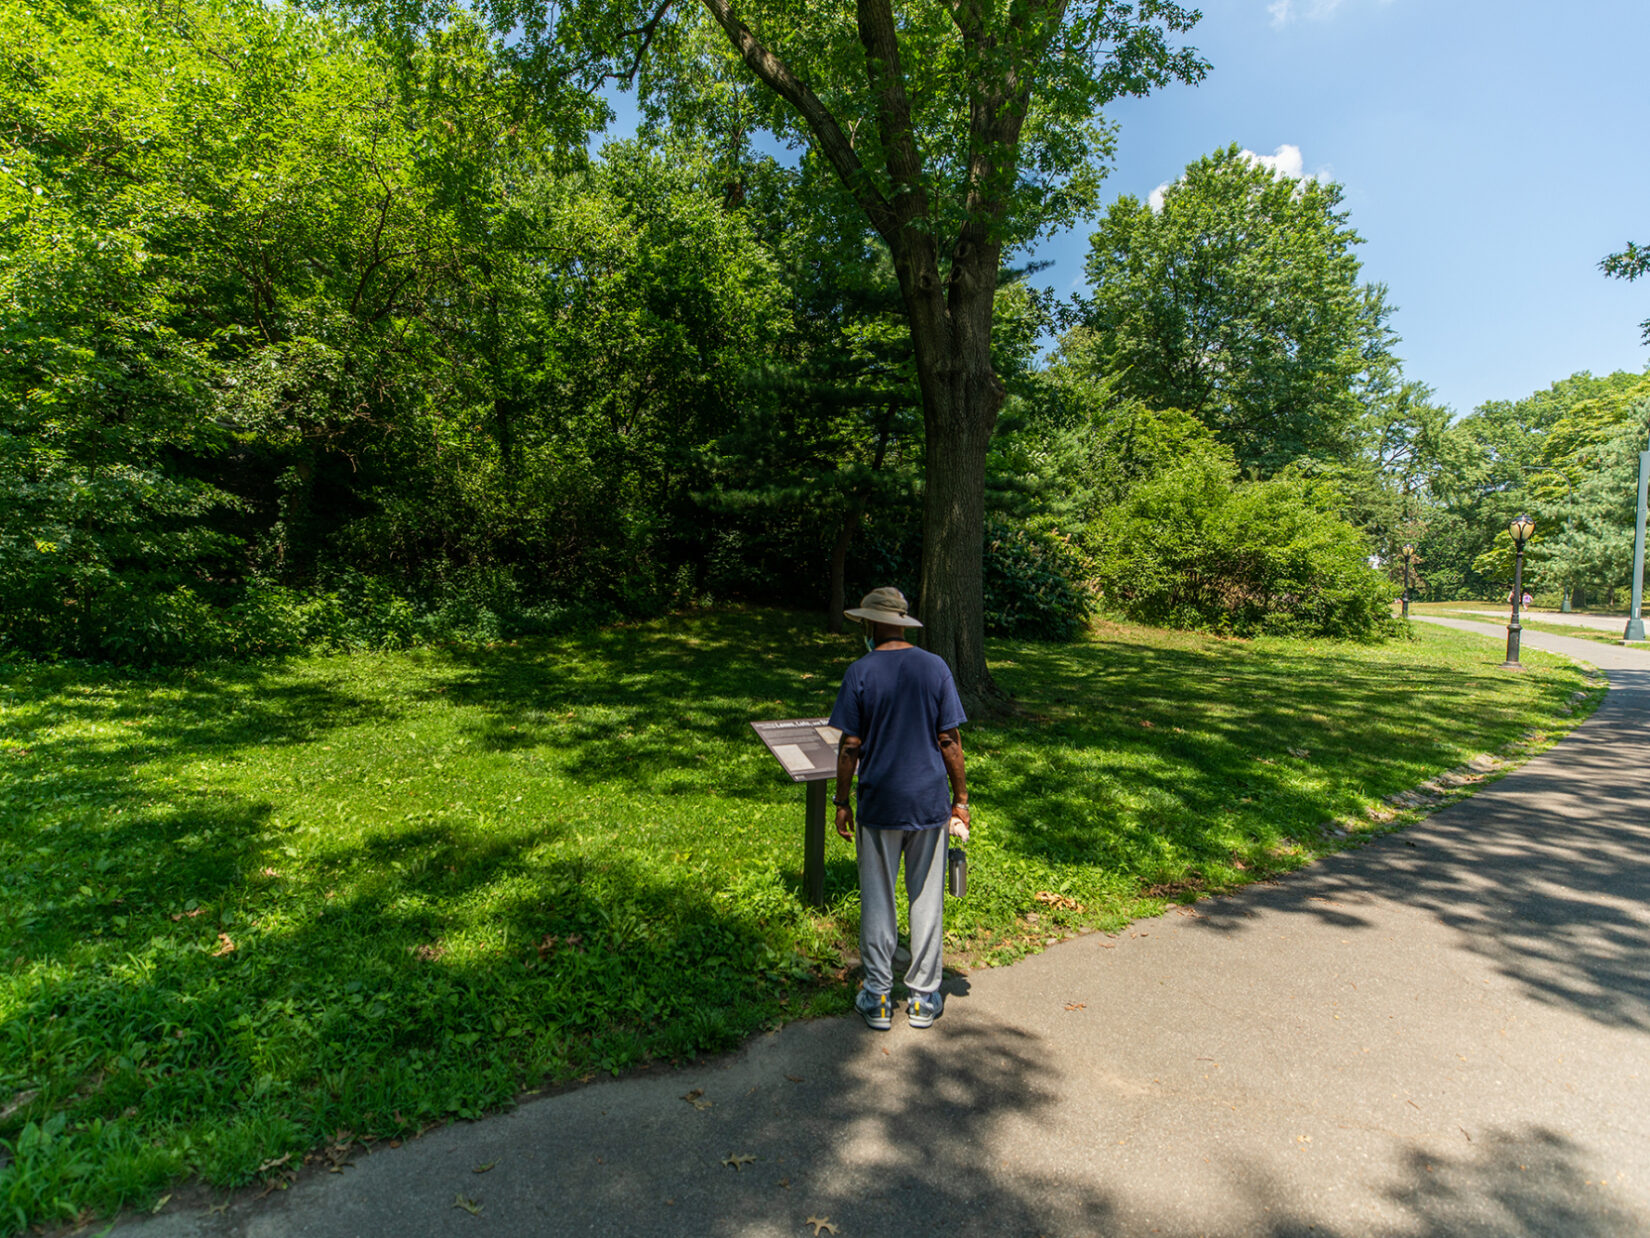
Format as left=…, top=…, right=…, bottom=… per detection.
left=829, top=646, right=967, bottom=830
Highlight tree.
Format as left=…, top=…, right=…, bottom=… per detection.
left=362, top=0, right=1208, bottom=702
left=1601, top=239, right=1650, bottom=344
left=1075, top=144, right=1392, bottom=475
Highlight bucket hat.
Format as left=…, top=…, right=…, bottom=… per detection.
left=844, top=586, right=923, bottom=628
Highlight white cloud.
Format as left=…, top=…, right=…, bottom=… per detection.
left=1148, top=145, right=1332, bottom=212
left=1268, top=0, right=1392, bottom=28
left=1249, top=143, right=1304, bottom=179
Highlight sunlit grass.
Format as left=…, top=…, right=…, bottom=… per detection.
left=0, top=609, right=1600, bottom=1230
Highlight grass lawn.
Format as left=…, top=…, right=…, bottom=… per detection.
left=0, top=610, right=1602, bottom=1230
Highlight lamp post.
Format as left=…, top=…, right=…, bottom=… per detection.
left=1401, top=544, right=1414, bottom=621
left=1503, top=514, right=1535, bottom=668
left=1625, top=435, right=1648, bottom=642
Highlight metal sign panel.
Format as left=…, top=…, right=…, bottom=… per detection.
left=750, top=717, right=842, bottom=782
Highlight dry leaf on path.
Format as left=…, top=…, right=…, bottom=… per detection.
left=1065, top=1003, right=1086, bottom=1011
left=806, top=1217, right=839, bottom=1235
left=453, top=1194, right=482, bottom=1215
left=682, top=1089, right=713, bottom=1110
left=473, top=1162, right=496, bottom=1174
left=722, top=1152, right=757, bottom=1171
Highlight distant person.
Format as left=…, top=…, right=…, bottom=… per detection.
left=1523, top=591, right=1534, bottom=608
left=829, top=587, right=968, bottom=1031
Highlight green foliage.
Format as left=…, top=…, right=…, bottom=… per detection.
left=1600, top=238, right=1650, bottom=344
left=982, top=520, right=1091, bottom=642
left=1088, top=459, right=1397, bottom=640
left=1423, top=370, right=1650, bottom=603
left=1075, top=144, right=1393, bottom=474
left=0, top=610, right=1596, bottom=1230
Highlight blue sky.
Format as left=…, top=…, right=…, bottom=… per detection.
left=1028, top=0, right=1650, bottom=416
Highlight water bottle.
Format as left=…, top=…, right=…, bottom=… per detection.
left=947, top=845, right=967, bottom=898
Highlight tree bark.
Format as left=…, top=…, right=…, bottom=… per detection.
left=827, top=515, right=856, bottom=635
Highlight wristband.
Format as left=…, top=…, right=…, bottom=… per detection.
left=833, top=798, right=851, bottom=807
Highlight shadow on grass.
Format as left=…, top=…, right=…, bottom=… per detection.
left=1188, top=668, right=1650, bottom=1034
left=978, top=632, right=1579, bottom=871
left=429, top=610, right=848, bottom=795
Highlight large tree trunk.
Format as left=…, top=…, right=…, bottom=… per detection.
left=894, top=229, right=1006, bottom=708
left=917, top=401, right=996, bottom=702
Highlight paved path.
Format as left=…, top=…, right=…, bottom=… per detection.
left=1448, top=609, right=1635, bottom=636
left=118, top=621, right=1650, bottom=1238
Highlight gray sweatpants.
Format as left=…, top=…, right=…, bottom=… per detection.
left=857, top=826, right=946, bottom=996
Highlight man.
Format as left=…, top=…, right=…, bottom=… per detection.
left=829, top=587, right=969, bottom=1030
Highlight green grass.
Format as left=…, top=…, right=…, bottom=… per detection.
left=0, top=609, right=1602, bottom=1231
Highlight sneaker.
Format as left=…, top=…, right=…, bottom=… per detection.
left=908, top=989, right=945, bottom=1028
left=855, top=987, right=893, bottom=1031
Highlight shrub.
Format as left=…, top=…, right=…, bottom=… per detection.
left=983, top=519, right=1092, bottom=641
left=1088, top=460, right=1397, bottom=640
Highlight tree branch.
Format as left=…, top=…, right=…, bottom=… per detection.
left=697, top=0, right=896, bottom=239
left=616, top=0, right=676, bottom=86
left=855, top=0, right=925, bottom=222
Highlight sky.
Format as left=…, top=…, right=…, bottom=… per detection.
left=1026, top=0, right=1650, bottom=416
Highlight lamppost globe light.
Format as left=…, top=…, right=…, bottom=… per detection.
left=1503, top=516, right=1533, bottom=668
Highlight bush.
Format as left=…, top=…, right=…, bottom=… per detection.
left=983, top=519, right=1092, bottom=641
left=1088, top=460, right=1397, bottom=640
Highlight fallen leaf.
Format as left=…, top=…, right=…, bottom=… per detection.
left=1288, top=747, right=1310, bottom=758
left=806, top=1217, right=839, bottom=1235
left=784, top=1074, right=804, bottom=1083
left=255, top=1152, right=291, bottom=1173
left=722, top=1152, right=757, bottom=1171
left=453, top=1194, right=482, bottom=1215
left=682, top=1088, right=713, bottom=1110
left=151, top=1194, right=172, bottom=1214
left=1065, top=1003, right=1086, bottom=1011
left=1034, top=891, right=1084, bottom=912
left=473, top=1162, right=496, bottom=1174
left=777, top=1177, right=791, bottom=1189
left=212, top=933, right=236, bottom=956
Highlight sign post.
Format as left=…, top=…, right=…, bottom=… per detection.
left=750, top=718, right=843, bottom=909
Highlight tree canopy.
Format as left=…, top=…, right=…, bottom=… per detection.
left=1074, top=143, right=1391, bottom=475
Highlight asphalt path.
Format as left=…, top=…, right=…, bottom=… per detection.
left=116, top=618, right=1650, bottom=1238
left=1446, top=609, right=1636, bottom=636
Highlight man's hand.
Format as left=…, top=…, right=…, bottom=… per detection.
left=835, top=804, right=855, bottom=840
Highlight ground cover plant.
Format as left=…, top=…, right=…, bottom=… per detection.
left=0, top=610, right=1600, bottom=1230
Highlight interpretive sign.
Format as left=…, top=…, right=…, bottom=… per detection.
left=749, top=717, right=842, bottom=782
left=750, top=717, right=843, bottom=908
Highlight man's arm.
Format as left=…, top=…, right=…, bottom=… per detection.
left=938, top=728, right=968, bottom=824
left=834, top=734, right=861, bottom=840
